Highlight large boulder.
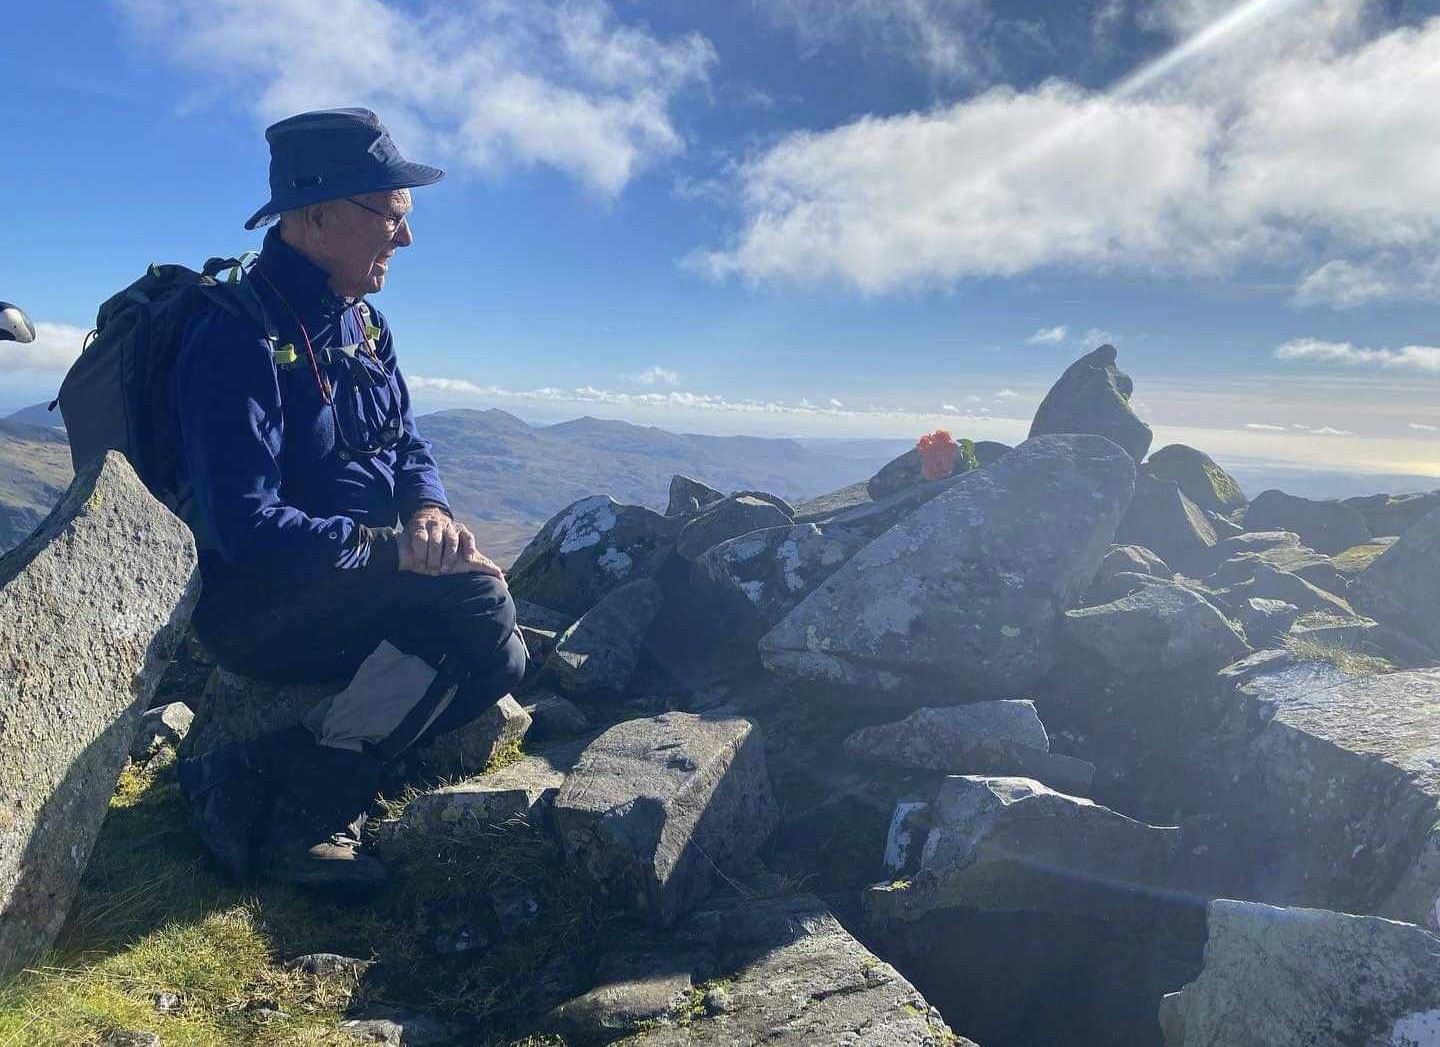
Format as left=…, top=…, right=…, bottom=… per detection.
left=1161, top=900, right=1440, bottom=1047
left=509, top=496, right=677, bottom=618
left=760, top=434, right=1136, bottom=698
left=553, top=713, right=779, bottom=925
left=1244, top=489, right=1370, bottom=556
left=866, top=438, right=980, bottom=501
left=865, top=776, right=1183, bottom=923
left=1029, top=344, right=1153, bottom=462
left=695, top=524, right=864, bottom=628
left=1354, top=508, right=1440, bottom=651
left=1116, top=473, right=1216, bottom=568
left=0, top=452, right=198, bottom=978
left=675, top=494, right=792, bottom=562
left=1143, top=444, right=1246, bottom=515
left=543, top=578, right=665, bottom=700
left=1343, top=490, right=1440, bottom=537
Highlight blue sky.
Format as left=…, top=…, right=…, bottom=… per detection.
left=4, top=0, right=1440, bottom=476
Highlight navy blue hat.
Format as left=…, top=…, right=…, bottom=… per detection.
left=245, top=107, right=445, bottom=230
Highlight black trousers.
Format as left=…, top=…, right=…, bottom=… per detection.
left=192, top=555, right=528, bottom=743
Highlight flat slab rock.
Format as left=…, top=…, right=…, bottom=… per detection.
left=0, top=452, right=198, bottom=979
left=614, top=894, right=970, bottom=1046
left=543, top=577, right=664, bottom=700
left=866, top=775, right=1183, bottom=924
left=761, top=433, right=1135, bottom=699
left=1161, top=900, right=1440, bottom=1047
left=697, top=523, right=864, bottom=628
left=554, top=713, right=779, bottom=925
left=1063, top=582, right=1250, bottom=676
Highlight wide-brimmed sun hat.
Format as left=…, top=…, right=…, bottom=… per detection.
left=244, top=107, right=445, bottom=230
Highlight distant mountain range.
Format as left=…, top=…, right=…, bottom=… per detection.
left=0, top=404, right=907, bottom=563
left=4, top=401, right=1436, bottom=563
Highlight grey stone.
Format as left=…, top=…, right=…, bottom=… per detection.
left=491, top=878, right=541, bottom=934
left=412, top=695, right=531, bottom=778
left=844, top=701, right=1095, bottom=794
left=153, top=990, right=182, bottom=1014
left=1161, top=900, right=1440, bottom=1047
left=844, top=701, right=1049, bottom=768
left=1117, top=473, right=1217, bottom=568
left=549, top=951, right=699, bottom=1044
left=97, top=1033, right=161, bottom=1047
left=377, top=743, right=583, bottom=857
left=130, top=701, right=194, bottom=762
left=1062, top=582, right=1250, bottom=676
left=0, top=452, right=198, bottom=980
left=676, top=494, right=792, bottom=562
left=1085, top=568, right=1197, bottom=606
left=510, top=495, right=678, bottom=618
left=288, top=952, right=373, bottom=978
left=618, top=894, right=969, bottom=1046
left=521, top=691, right=590, bottom=741
left=1245, top=489, right=1370, bottom=555
left=974, top=440, right=1012, bottom=466
left=339, top=1009, right=451, bottom=1046
left=734, top=489, right=796, bottom=519
left=1144, top=444, right=1246, bottom=515
left=866, top=441, right=979, bottom=501
left=1206, top=663, right=1440, bottom=922
left=554, top=713, right=779, bottom=925
left=1343, top=490, right=1440, bottom=537
left=791, top=466, right=976, bottom=540
left=1234, top=597, right=1300, bottom=647
left=1225, top=562, right=1353, bottom=617
left=666, top=474, right=725, bottom=517
left=1190, top=530, right=1309, bottom=577
left=865, top=776, right=1183, bottom=923
left=761, top=434, right=1136, bottom=698
left=544, top=578, right=665, bottom=700
left=1356, top=509, right=1440, bottom=653
left=696, top=523, right=864, bottom=628
left=1098, top=543, right=1170, bottom=582
left=1029, top=344, right=1153, bottom=461
left=791, top=481, right=871, bottom=523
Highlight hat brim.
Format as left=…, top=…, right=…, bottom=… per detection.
left=244, top=161, right=446, bottom=230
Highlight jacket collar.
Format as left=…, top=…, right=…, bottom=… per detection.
left=253, top=226, right=353, bottom=324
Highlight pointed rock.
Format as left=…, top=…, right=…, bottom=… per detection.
left=666, top=475, right=724, bottom=517
left=543, top=578, right=665, bottom=700
left=1117, top=473, right=1216, bottom=568
left=1029, top=344, right=1153, bottom=461
left=0, top=452, right=198, bottom=978
left=1144, top=444, right=1246, bottom=515
left=675, top=494, right=792, bottom=562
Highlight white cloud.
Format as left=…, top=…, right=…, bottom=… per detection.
left=0, top=322, right=89, bottom=375
left=764, top=0, right=997, bottom=82
left=994, top=388, right=1021, bottom=399
left=829, top=397, right=844, bottom=408
left=941, top=402, right=960, bottom=412
left=628, top=365, right=681, bottom=386
left=1409, top=422, right=1439, bottom=432
left=114, top=0, right=714, bottom=198
left=1274, top=338, right=1440, bottom=374
left=1082, top=328, right=1114, bottom=346
left=702, top=4, right=1440, bottom=300
left=1308, top=426, right=1353, bottom=436
left=1244, top=422, right=1287, bottom=431
left=1294, top=255, right=1440, bottom=308
left=1028, top=325, right=1069, bottom=344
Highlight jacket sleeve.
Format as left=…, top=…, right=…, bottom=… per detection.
left=371, top=309, right=450, bottom=521
left=175, top=309, right=397, bottom=577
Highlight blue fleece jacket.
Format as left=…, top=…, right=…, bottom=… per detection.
left=174, top=228, right=449, bottom=580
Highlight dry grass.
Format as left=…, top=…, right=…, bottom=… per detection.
left=1283, top=635, right=1395, bottom=676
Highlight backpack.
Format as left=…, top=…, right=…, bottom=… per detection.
left=56, top=257, right=274, bottom=516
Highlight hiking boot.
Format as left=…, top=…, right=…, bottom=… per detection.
left=261, top=796, right=388, bottom=895
left=258, top=738, right=389, bottom=897
left=179, top=725, right=310, bottom=881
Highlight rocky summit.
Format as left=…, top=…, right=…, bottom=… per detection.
left=11, top=344, right=1440, bottom=1045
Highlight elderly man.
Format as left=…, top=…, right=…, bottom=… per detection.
left=175, top=108, right=526, bottom=892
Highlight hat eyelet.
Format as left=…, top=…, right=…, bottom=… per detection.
left=291, top=174, right=324, bottom=189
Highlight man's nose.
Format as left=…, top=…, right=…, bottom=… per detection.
left=394, top=217, right=413, bottom=248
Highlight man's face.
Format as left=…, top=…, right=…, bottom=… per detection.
left=308, top=188, right=413, bottom=298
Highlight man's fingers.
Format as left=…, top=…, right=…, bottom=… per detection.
left=440, top=525, right=461, bottom=574
left=458, top=527, right=477, bottom=557
left=423, top=519, right=444, bottom=573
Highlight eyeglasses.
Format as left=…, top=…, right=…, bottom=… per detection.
left=344, top=197, right=411, bottom=237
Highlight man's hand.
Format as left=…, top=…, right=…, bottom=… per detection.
left=399, top=507, right=503, bottom=579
